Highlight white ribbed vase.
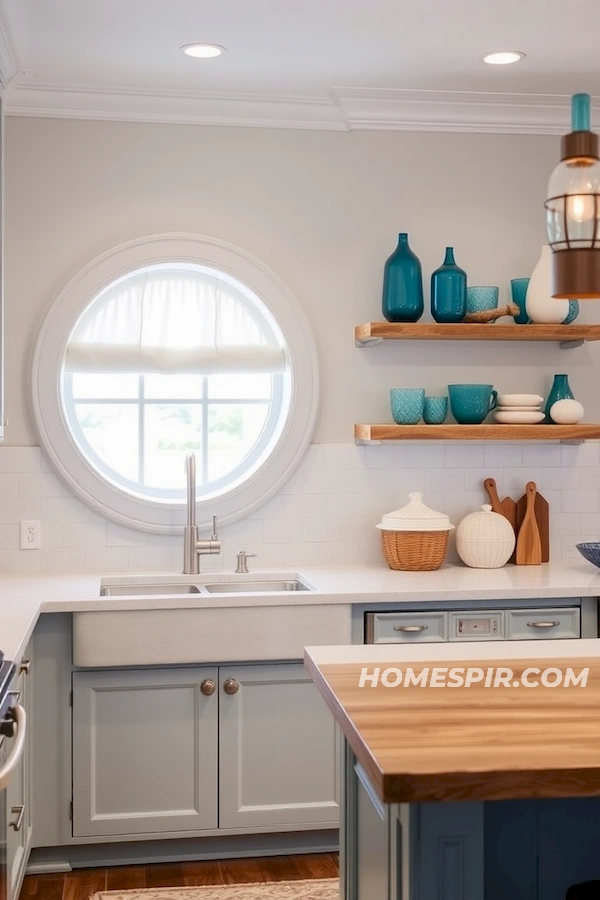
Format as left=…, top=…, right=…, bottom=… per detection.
left=525, top=245, right=570, bottom=324
left=456, top=504, right=515, bottom=569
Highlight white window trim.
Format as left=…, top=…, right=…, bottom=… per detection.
left=31, top=233, right=319, bottom=534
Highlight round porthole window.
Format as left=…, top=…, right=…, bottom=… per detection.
left=32, top=234, right=319, bottom=533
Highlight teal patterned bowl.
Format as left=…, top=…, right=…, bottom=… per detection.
left=563, top=300, right=580, bottom=324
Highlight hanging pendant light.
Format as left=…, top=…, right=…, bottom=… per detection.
left=545, top=93, right=600, bottom=298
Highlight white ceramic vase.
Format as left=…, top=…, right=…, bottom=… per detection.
left=525, top=245, right=570, bottom=324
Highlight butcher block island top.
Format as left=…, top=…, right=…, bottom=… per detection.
left=304, top=640, right=600, bottom=806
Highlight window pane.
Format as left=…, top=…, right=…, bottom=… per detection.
left=144, top=405, right=203, bottom=490
left=71, top=374, right=139, bottom=400
left=144, top=375, right=204, bottom=400
left=74, top=404, right=139, bottom=482
left=208, top=374, right=272, bottom=400
left=207, top=403, right=269, bottom=481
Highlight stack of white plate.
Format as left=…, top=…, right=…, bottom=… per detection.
left=494, top=393, right=545, bottom=424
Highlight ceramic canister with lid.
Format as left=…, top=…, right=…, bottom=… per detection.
left=376, top=492, right=454, bottom=571
left=455, top=504, right=515, bottom=569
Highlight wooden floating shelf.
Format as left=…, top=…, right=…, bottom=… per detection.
left=354, top=423, right=600, bottom=444
left=355, top=322, right=600, bottom=348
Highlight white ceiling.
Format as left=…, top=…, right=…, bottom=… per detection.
left=0, top=0, right=599, bottom=132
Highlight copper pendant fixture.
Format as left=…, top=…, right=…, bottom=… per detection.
left=545, top=93, right=600, bottom=298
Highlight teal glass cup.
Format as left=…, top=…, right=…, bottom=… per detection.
left=466, top=286, right=499, bottom=320
left=448, top=384, right=498, bottom=424
left=423, top=396, right=448, bottom=424
left=510, top=278, right=530, bottom=324
left=390, top=388, right=425, bottom=425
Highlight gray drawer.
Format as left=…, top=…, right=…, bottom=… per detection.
left=365, top=611, right=448, bottom=643
left=449, top=610, right=505, bottom=641
left=506, top=607, right=580, bottom=640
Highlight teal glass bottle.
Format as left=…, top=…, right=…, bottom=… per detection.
left=545, top=374, right=574, bottom=423
left=381, top=233, right=424, bottom=323
left=431, top=247, right=467, bottom=323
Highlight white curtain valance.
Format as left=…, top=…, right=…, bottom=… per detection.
left=64, top=343, right=286, bottom=375
left=65, top=264, right=286, bottom=375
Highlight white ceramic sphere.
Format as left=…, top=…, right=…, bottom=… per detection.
left=456, top=504, right=515, bottom=569
left=549, top=398, right=584, bottom=424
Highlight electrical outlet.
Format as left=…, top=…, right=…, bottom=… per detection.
left=20, top=520, right=41, bottom=550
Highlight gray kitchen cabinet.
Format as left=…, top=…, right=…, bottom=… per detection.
left=6, top=650, right=33, bottom=900
left=218, top=663, right=339, bottom=829
left=72, top=662, right=339, bottom=840
left=72, top=666, right=218, bottom=837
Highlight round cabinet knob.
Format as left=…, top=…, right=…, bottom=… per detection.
left=223, top=678, right=239, bottom=695
left=200, top=679, right=216, bottom=696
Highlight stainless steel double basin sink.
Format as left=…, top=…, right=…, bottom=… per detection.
left=99, top=577, right=312, bottom=597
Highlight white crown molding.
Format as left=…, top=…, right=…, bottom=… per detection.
left=3, top=75, right=598, bottom=134
left=4, top=76, right=346, bottom=130
left=334, top=87, right=600, bottom=134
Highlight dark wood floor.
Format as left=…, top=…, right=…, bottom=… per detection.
left=19, top=853, right=339, bottom=900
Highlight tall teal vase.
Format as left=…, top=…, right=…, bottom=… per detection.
left=545, top=374, right=574, bottom=423
left=431, top=247, right=467, bottom=323
left=381, top=233, right=424, bottom=323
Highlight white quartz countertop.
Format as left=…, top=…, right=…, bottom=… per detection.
left=1, top=559, right=600, bottom=665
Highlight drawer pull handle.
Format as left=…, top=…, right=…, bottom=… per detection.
left=526, top=620, right=560, bottom=628
left=9, top=804, right=25, bottom=832
left=19, top=659, right=31, bottom=676
left=393, top=624, right=429, bottom=633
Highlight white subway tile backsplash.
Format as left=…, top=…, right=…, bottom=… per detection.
left=463, top=468, right=503, bottom=494
left=0, top=443, right=598, bottom=573
left=562, top=490, right=599, bottom=514
left=425, top=468, right=465, bottom=493
left=444, top=444, right=484, bottom=469
left=579, top=513, right=600, bottom=535
left=485, top=444, right=523, bottom=468
left=542, top=467, right=580, bottom=490
left=0, top=475, right=19, bottom=499
left=561, top=442, right=599, bottom=467
left=40, top=549, right=86, bottom=572
left=18, top=472, right=63, bottom=498
left=522, top=444, right=561, bottom=467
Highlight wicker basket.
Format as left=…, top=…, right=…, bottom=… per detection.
left=380, top=528, right=450, bottom=571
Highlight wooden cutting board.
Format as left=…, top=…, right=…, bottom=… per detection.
left=516, top=483, right=550, bottom=563
left=516, top=482, right=542, bottom=565
left=484, top=478, right=518, bottom=562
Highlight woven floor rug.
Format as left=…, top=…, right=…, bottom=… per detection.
left=91, top=879, right=339, bottom=900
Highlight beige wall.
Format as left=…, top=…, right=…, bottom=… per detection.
left=5, top=117, right=596, bottom=447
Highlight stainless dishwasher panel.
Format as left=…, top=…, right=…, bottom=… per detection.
left=506, top=607, right=580, bottom=640
left=449, top=611, right=505, bottom=641
left=365, top=612, right=448, bottom=644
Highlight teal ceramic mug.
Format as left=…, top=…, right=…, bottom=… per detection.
left=448, top=384, right=498, bottom=424
left=390, top=388, right=425, bottom=425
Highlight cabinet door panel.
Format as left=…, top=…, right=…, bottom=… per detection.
left=219, top=663, right=339, bottom=829
left=73, top=667, right=218, bottom=837
left=418, top=802, right=484, bottom=900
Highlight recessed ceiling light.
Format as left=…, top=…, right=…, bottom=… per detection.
left=482, top=50, right=526, bottom=65
left=181, top=43, right=225, bottom=59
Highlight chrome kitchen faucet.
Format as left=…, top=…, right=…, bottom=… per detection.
left=183, top=452, right=221, bottom=574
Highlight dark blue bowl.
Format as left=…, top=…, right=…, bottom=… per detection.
left=576, top=543, right=600, bottom=568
